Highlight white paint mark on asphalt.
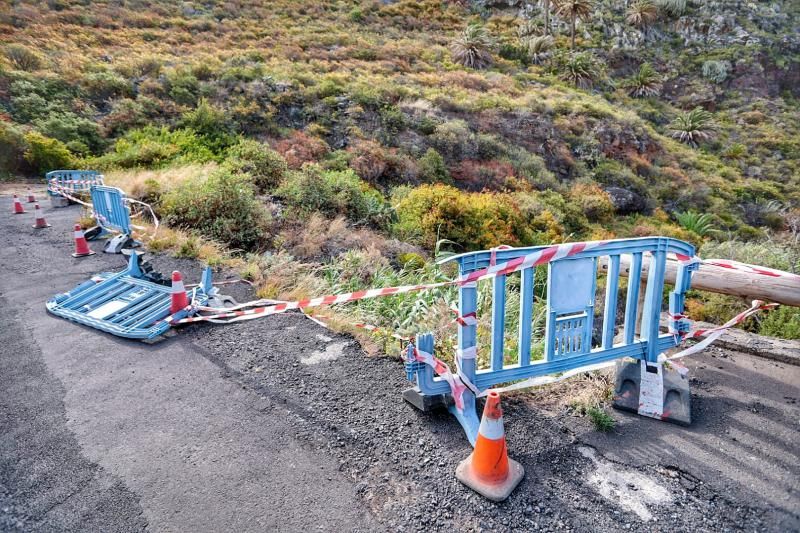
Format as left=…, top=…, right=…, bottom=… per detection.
left=316, top=334, right=333, bottom=343
left=301, top=341, right=348, bottom=365
left=578, top=446, right=671, bottom=521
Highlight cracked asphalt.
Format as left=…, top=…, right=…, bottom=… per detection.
left=1, top=191, right=798, bottom=532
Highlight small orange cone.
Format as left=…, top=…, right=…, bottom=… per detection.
left=455, top=391, right=524, bottom=501
left=12, top=194, right=25, bottom=214
left=27, top=190, right=36, bottom=203
left=170, top=271, right=189, bottom=313
left=71, top=224, right=95, bottom=257
left=32, top=203, right=51, bottom=229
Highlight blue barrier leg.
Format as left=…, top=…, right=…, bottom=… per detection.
left=455, top=279, right=481, bottom=447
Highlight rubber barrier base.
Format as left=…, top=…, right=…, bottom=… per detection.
left=402, top=386, right=449, bottom=412
left=612, top=358, right=691, bottom=425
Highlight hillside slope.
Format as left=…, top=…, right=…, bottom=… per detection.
left=1, top=0, right=798, bottom=337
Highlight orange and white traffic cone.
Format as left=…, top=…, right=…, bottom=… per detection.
left=31, top=203, right=50, bottom=229
left=27, top=190, right=36, bottom=203
left=12, top=194, right=25, bottom=214
left=455, top=391, right=524, bottom=501
left=170, top=271, right=190, bottom=313
left=71, top=224, right=95, bottom=257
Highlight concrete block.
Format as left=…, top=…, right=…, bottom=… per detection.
left=50, top=196, right=70, bottom=208
left=612, top=358, right=691, bottom=425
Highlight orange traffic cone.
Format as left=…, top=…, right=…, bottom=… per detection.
left=32, top=203, right=50, bottom=229
left=27, top=190, right=36, bottom=203
left=455, top=391, right=524, bottom=501
left=170, top=271, right=189, bottom=313
left=71, top=224, right=95, bottom=257
left=12, top=194, right=25, bottom=214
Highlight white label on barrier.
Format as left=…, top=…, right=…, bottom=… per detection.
left=638, top=362, right=664, bottom=419
left=87, top=300, right=128, bottom=319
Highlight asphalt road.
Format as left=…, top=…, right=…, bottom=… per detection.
left=1, top=192, right=798, bottom=532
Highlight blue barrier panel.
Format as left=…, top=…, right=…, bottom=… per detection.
left=46, top=253, right=213, bottom=340
left=88, top=185, right=141, bottom=253
left=404, top=237, right=698, bottom=445
left=46, top=170, right=103, bottom=199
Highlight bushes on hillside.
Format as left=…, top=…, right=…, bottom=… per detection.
left=23, top=131, right=74, bottom=174
left=225, top=139, right=287, bottom=193
left=274, top=131, right=330, bottom=169
left=0, top=123, right=31, bottom=178
left=95, top=126, right=216, bottom=168
left=161, top=168, right=271, bottom=251
left=276, top=164, right=389, bottom=227
left=393, top=184, right=533, bottom=250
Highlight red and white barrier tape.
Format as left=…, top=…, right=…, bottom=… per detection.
left=165, top=241, right=789, bottom=402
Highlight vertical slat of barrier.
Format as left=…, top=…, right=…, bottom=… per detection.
left=457, top=270, right=480, bottom=446
left=518, top=267, right=534, bottom=367
left=491, top=275, right=506, bottom=371
left=623, top=252, right=643, bottom=344
left=602, top=255, right=620, bottom=349
left=641, top=249, right=667, bottom=363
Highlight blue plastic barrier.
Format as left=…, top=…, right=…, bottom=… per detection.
left=46, top=170, right=103, bottom=205
left=404, top=237, right=698, bottom=444
left=46, top=252, right=213, bottom=340
left=86, top=185, right=141, bottom=253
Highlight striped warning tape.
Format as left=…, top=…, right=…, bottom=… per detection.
left=171, top=240, right=611, bottom=325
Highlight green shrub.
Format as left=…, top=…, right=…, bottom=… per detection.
left=23, top=131, right=74, bottom=174
left=178, top=99, right=235, bottom=155
left=0, top=122, right=30, bottom=178
left=81, top=70, right=132, bottom=102
left=33, top=112, right=104, bottom=155
left=429, top=120, right=477, bottom=161
left=587, top=407, right=615, bottom=432
left=4, top=44, right=43, bottom=71
left=276, top=164, right=388, bottom=226
left=759, top=306, right=800, bottom=340
left=393, top=184, right=533, bottom=250
left=702, top=60, right=731, bottom=84
left=225, top=139, right=288, bottom=193
left=417, top=148, right=451, bottom=184
left=162, top=168, right=271, bottom=251
left=95, top=126, right=216, bottom=168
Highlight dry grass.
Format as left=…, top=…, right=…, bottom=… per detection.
left=104, top=164, right=217, bottom=201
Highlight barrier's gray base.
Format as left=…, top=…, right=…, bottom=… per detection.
left=104, top=234, right=140, bottom=254
left=612, top=359, right=691, bottom=425
left=403, top=386, right=449, bottom=412
left=50, top=196, right=70, bottom=208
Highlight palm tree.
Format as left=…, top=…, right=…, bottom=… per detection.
left=675, top=211, right=717, bottom=237
left=625, top=0, right=658, bottom=36
left=542, top=0, right=552, bottom=35
left=558, top=51, right=601, bottom=89
left=669, top=108, right=716, bottom=147
left=524, top=34, right=555, bottom=64
left=450, top=23, right=493, bottom=69
left=625, top=62, right=662, bottom=97
left=552, top=0, right=594, bottom=49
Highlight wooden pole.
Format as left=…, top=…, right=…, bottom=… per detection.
left=599, top=256, right=800, bottom=307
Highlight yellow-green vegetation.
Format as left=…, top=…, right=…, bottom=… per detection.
left=1, top=0, right=798, bottom=339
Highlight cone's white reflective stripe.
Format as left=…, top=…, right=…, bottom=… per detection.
left=478, top=415, right=505, bottom=440
left=171, top=280, right=185, bottom=293
left=74, top=230, right=84, bottom=238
